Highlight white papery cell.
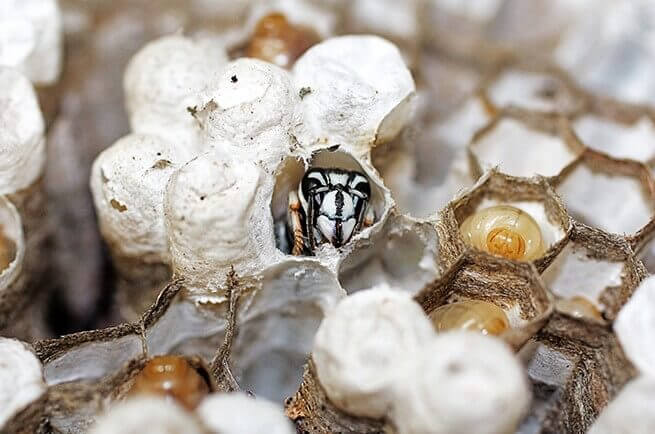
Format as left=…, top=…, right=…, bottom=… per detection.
left=392, top=331, right=530, bottom=434
left=0, top=0, right=62, bottom=85
left=89, top=397, right=204, bottom=434
left=124, top=34, right=228, bottom=147
left=293, top=35, right=415, bottom=156
left=0, top=338, right=45, bottom=427
left=165, top=150, right=277, bottom=294
left=312, top=289, right=434, bottom=418
left=197, top=393, right=294, bottom=434
left=90, top=134, right=197, bottom=261
left=0, top=67, right=45, bottom=195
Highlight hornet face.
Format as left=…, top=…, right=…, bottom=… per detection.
left=291, top=168, right=373, bottom=254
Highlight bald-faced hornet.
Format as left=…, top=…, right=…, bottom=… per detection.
left=287, top=168, right=375, bottom=255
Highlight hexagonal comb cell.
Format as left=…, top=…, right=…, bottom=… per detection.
left=438, top=170, right=571, bottom=271
left=554, top=0, right=655, bottom=106
left=573, top=110, right=655, bottom=164
left=470, top=111, right=584, bottom=179
left=38, top=283, right=223, bottom=388
left=483, top=66, right=584, bottom=115
left=542, top=222, right=647, bottom=322
left=373, top=124, right=476, bottom=218
left=415, top=251, right=553, bottom=350
left=25, top=281, right=240, bottom=432
left=431, top=64, right=583, bottom=154
left=554, top=150, right=655, bottom=236
left=518, top=313, right=636, bottom=433
left=244, top=12, right=321, bottom=69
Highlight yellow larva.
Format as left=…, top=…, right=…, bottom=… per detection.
left=460, top=205, right=545, bottom=261
left=429, top=300, right=510, bottom=336
left=128, top=355, right=209, bottom=410
left=245, top=13, right=319, bottom=69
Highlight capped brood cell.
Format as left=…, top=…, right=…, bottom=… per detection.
left=0, top=0, right=63, bottom=86
left=90, top=134, right=196, bottom=320
left=88, top=397, right=205, bottom=434
left=391, top=331, right=530, bottom=434
left=123, top=33, right=228, bottom=147
left=198, top=392, right=295, bottom=434
left=0, top=67, right=49, bottom=307
left=165, top=150, right=277, bottom=298
left=286, top=289, right=434, bottom=432
left=291, top=35, right=416, bottom=157
left=589, top=377, right=655, bottom=434
left=197, top=57, right=300, bottom=171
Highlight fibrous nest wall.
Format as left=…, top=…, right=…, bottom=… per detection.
left=2, top=1, right=655, bottom=433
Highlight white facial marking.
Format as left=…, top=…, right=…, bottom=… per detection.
left=328, top=173, right=349, bottom=186
left=317, top=215, right=335, bottom=242
left=297, top=168, right=372, bottom=250
left=341, top=217, right=356, bottom=244
left=341, top=194, right=355, bottom=219
left=307, top=171, right=325, bottom=183
left=321, top=191, right=339, bottom=216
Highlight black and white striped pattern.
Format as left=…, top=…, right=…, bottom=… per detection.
left=297, top=168, right=371, bottom=250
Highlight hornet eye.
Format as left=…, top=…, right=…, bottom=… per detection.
left=349, top=173, right=370, bottom=199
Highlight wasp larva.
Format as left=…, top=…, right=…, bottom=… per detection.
left=128, top=356, right=209, bottom=410
left=246, top=12, right=319, bottom=69
left=429, top=300, right=510, bottom=336
left=459, top=205, right=544, bottom=261
left=556, top=296, right=604, bottom=321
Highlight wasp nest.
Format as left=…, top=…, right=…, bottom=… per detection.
left=90, top=28, right=419, bottom=319
left=0, top=36, right=58, bottom=338
left=4, top=1, right=655, bottom=433
left=286, top=290, right=531, bottom=434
